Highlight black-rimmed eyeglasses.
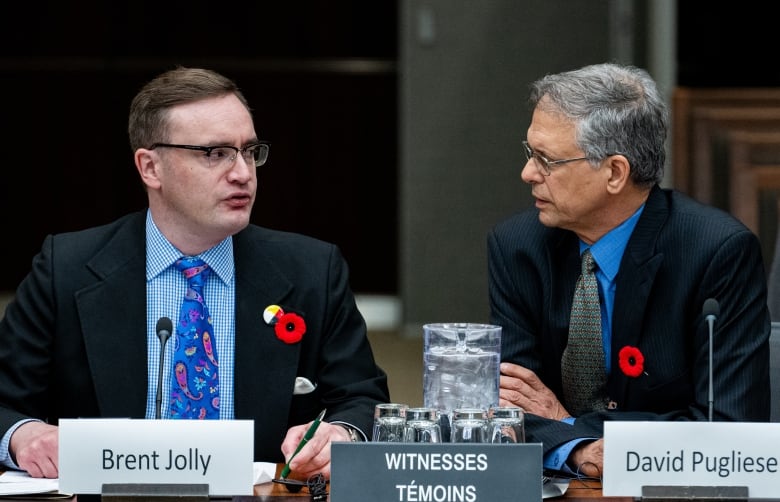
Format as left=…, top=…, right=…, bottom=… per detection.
left=522, top=141, right=589, bottom=176
left=150, top=142, right=270, bottom=169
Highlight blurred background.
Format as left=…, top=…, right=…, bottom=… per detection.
left=2, top=1, right=778, bottom=405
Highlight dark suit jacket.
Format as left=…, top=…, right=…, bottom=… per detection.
left=487, top=186, right=771, bottom=456
left=0, top=211, right=389, bottom=462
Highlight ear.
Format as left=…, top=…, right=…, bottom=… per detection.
left=135, top=148, right=162, bottom=190
left=605, top=154, right=631, bottom=194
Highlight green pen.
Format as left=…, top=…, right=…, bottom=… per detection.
left=280, top=408, right=327, bottom=479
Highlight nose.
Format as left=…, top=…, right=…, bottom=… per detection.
left=520, top=159, right=543, bottom=184
left=227, top=153, right=254, bottom=183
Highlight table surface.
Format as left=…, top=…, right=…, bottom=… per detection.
left=3, top=466, right=631, bottom=501
left=247, top=469, right=631, bottom=501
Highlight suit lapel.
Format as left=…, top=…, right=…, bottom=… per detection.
left=77, top=212, right=147, bottom=417
left=550, top=232, right=581, bottom=357
left=232, top=229, right=300, bottom=439
left=609, top=187, right=667, bottom=404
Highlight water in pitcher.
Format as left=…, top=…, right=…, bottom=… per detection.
left=422, top=323, right=501, bottom=439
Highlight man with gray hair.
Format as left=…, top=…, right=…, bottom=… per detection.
left=489, top=62, right=770, bottom=477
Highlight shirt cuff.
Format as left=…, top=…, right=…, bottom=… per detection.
left=0, top=418, right=41, bottom=470
left=329, top=421, right=366, bottom=442
left=543, top=437, right=592, bottom=473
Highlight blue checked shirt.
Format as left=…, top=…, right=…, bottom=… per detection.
left=145, top=210, right=236, bottom=420
left=0, top=210, right=239, bottom=469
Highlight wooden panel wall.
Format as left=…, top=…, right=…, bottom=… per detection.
left=672, top=88, right=780, bottom=273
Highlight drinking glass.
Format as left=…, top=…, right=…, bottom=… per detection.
left=450, top=407, right=488, bottom=443
left=488, top=406, right=525, bottom=443
left=403, top=407, right=442, bottom=443
left=372, top=403, right=408, bottom=442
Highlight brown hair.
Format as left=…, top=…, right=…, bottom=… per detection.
left=128, top=66, right=251, bottom=152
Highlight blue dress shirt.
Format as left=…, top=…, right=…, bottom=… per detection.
left=544, top=204, right=644, bottom=473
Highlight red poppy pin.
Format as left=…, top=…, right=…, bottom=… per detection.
left=618, top=345, right=645, bottom=378
left=263, top=304, right=307, bottom=344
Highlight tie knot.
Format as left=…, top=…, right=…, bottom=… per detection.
left=176, top=257, right=210, bottom=287
left=581, top=249, right=596, bottom=274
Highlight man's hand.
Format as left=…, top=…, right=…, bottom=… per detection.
left=9, top=421, right=59, bottom=478
left=280, top=421, right=352, bottom=480
left=568, top=439, right=604, bottom=478
left=499, top=362, right=571, bottom=420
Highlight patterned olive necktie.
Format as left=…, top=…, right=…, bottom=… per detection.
left=561, top=249, right=608, bottom=416
left=170, top=257, right=220, bottom=419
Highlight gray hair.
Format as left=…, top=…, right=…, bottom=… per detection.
left=529, top=62, right=667, bottom=187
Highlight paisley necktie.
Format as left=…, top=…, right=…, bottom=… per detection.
left=170, top=257, right=220, bottom=419
left=561, top=249, right=608, bottom=415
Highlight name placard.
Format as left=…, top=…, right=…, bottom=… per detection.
left=59, top=419, right=254, bottom=496
left=603, top=421, right=780, bottom=498
left=331, top=442, right=542, bottom=502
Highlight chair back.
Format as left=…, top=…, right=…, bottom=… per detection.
left=770, top=322, right=780, bottom=421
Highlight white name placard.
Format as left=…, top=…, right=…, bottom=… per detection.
left=603, top=421, right=780, bottom=498
left=59, top=419, right=254, bottom=496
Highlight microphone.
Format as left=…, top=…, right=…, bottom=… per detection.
left=702, top=298, right=719, bottom=422
left=155, top=317, right=173, bottom=419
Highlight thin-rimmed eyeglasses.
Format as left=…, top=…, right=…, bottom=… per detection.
left=522, top=141, right=589, bottom=176
left=151, top=142, right=270, bottom=169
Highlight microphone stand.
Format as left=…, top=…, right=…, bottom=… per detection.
left=702, top=298, right=719, bottom=422
left=155, top=317, right=173, bottom=419
left=706, top=313, right=715, bottom=422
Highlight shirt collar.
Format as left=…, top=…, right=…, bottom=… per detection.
left=145, top=209, right=235, bottom=285
left=580, top=204, right=645, bottom=281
